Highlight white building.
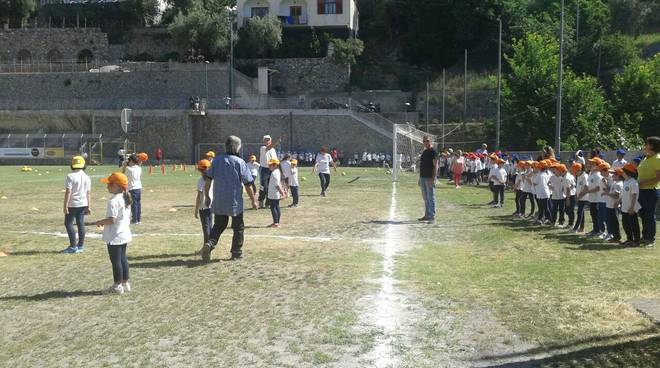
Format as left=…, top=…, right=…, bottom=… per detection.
left=237, top=0, right=358, bottom=36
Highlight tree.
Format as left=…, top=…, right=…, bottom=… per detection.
left=612, top=54, right=660, bottom=141
left=330, top=38, right=364, bottom=66
left=168, top=6, right=231, bottom=58
left=236, top=15, right=282, bottom=58
left=0, top=0, right=36, bottom=27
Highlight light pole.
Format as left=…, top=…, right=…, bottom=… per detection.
left=204, top=60, right=209, bottom=105
left=227, top=6, right=236, bottom=108
left=404, top=102, right=411, bottom=123
left=496, top=18, right=502, bottom=150
left=555, top=0, right=565, bottom=156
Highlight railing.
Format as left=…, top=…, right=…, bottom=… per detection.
left=0, top=60, right=231, bottom=74
left=0, top=133, right=102, bottom=159
left=278, top=15, right=308, bottom=25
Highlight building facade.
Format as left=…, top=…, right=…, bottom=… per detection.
left=237, top=0, right=358, bottom=36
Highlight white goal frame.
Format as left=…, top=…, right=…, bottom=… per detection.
left=392, top=124, right=438, bottom=182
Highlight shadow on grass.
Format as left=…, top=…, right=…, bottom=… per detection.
left=477, top=328, right=660, bottom=367
left=129, top=253, right=194, bottom=261
left=4, top=250, right=63, bottom=257
left=130, top=258, right=224, bottom=269
left=0, top=289, right=105, bottom=302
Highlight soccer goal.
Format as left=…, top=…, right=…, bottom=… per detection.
left=392, top=124, right=438, bottom=181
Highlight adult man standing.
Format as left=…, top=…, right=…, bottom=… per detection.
left=477, top=143, right=488, bottom=155
left=419, top=136, right=439, bottom=223
left=202, top=136, right=258, bottom=262
left=258, top=135, right=279, bottom=209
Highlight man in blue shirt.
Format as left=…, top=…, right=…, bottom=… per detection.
left=202, top=136, right=258, bottom=262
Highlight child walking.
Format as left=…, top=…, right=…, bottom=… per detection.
left=123, top=154, right=143, bottom=224
left=535, top=161, right=552, bottom=224
left=620, top=163, right=641, bottom=246
left=94, top=172, right=133, bottom=294
left=267, top=159, right=286, bottom=228
left=246, top=155, right=260, bottom=195
left=194, top=159, right=213, bottom=254
left=62, top=156, right=92, bottom=254
left=288, top=159, right=300, bottom=208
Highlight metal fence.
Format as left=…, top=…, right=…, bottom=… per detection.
left=0, top=133, right=102, bottom=160
left=0, top=60, right=231, bottom=74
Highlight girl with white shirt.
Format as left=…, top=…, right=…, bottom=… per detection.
left=246, top=155, right=260, bottom=195
left=521, top=162, right=535, bottom=218
left=573, top=163, right=589, bottom=233
left=620, top=163, right=641, bottom=246
left=313, top=147, right=337, bottom=197
left=584, top=159, right=606, bottom=236
left=92, top=172, right=133, bottom=295
left=548, top=165, right=567, bottom=226
left=123, top=154, right=143, bottom=224
left=563, top=167, right=577, bottom=229
left=194, top=159, right=213, bottom=255
left=62, top=156, right=92, bottom=254
left=288, top=159, right=300, bottom=208
left=535, top=161, right=552, bottom=224
left=267, top=159, right=286, bottom=228
left=602, top=169, right=622, bottom=242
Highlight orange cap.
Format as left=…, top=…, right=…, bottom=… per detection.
left=588, top=157, right=603, bottom=164
left=100, top=172, right=128, bottom=190
left=205, top=151, right=216, bottom=159
left=614, top=167, right=624, bottom=176
left=556, top=164, right=567, bottom=173
left=597, top=162, right=611, bottom=171
left=571, top=162, right=583, bottom=174
left=197, top=159, right=211, bottom=170
left=137, top=152, right=149, bottom=162
left=622, top=162, right=637, bottom=173
left=290, top=159, right=298, bottom=165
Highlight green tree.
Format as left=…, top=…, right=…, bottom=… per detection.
left=236, top=15, right=282, bottom=58
left=330, top=38, right=364, bottom=66
left=0, top=0, right=36, bottom=27
left=168, top=6, right=231, bottom=58
left=612, top=54, right=660, bottom=140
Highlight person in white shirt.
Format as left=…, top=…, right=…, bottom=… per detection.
left=267, top=159, right=286, bottom=228
left=93, top=172, right=133, bottom=295
left=258, top=135, right=279, bottom=209
left=602, top=168, right=623, bottom=242
left=584, top=158, right=606, bottom=236
left=280, top=154, right=292, bottom=195
left=520, top=162, right=536, bottom=217
left=548, top=164, right=567, bottom=226
left=575, top=150, right=586, bottom=166
left=563, top=165, right=577, bottom=228
left=123, top=154, right=143, bottom=224
left=246, top=155, right=260, bottom=195
left=535, top=162, right=552, bottom=224
left=313, top=147, right=337, bottom=197
left=62, top=156, right=92, bottom=254
left=489, top=159, right=507, bottom=207
left=620, top=163, right=641, bottom=246
left=612, top=149, right=627, bottom=169
left=573, top=163, right=589, bottom=233
left=596, top=163, right=611, bottom=239
left=288, top=159, right=300, bottom=208
left=194, top=159, right=213, bottom=255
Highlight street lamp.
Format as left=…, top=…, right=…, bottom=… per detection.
left=404, top=102, right=411, bottom=123
left=226, top=6, right=237, bottom=108
left=204, top=60, right=209, bottom=106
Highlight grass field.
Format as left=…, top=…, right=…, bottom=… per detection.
left=0, top=165, right=658, bottom=367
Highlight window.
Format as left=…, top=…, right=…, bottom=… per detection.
left=290, top=6, right=302, bottom=17
left=251, top=7, right=269, bottom=17
left=317, top=0, right=342, bottom=15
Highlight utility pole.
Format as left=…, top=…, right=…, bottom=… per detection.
left=496, top=18, right=502, bottom=150
left=425, top=81, right=430, bottom=132
left=555, top=0, right=565, bottom=156
left=229, top=15, right=235, bottom=106
left=463, top=49, right=468, bottom=142
left=442, top=68, right=446, bottom=149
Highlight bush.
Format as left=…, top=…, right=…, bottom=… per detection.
left=235, top=15, right=282, bottom=58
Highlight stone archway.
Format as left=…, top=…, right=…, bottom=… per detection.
left=77, top=49, right=93, bottom=63
left=17, top=49, right=32, bottom=62
left=47, top=49, right=63, bottom=62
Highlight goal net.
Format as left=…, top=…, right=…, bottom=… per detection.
left=393, top=124, right=438, bottom=181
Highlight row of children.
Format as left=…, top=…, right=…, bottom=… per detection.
left=510, top=157, right=646, bottom=247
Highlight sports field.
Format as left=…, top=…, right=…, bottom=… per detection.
left=0, top=165, right=658, bottom=367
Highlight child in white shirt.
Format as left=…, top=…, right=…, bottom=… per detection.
left=620, top=164, right=641, bottom=246
left=246, top=154, right=260, bottom=195
left=573, top=163, right=589, bottom=233
left=489, top=159, right=507, bottom=207
left=194, top=159, right=213, bottom=255
left=603, top=169, right=623, bottom=242
left=288, top=159, right=300, bottom=208
left=123, top=154, right=143, bottom=224
left=536, top=163, right=552, bottom=224
left=63, top=156, right=91, bottom=253
left=548, top=164, right=567, bottom=226
left=563, top=167, right=577, bottom=229
left=267, top=159, right=286, bottom=228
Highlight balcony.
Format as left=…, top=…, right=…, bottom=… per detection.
left=278, top=15, right=308, bottom=25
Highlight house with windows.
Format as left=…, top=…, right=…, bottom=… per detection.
left=237, top=0, right=358, bottom=37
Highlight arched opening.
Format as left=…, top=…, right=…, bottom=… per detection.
left=77, top=49, right=93, bottom=63
left=17, top=49, right=32, bottom=62
left=47, top=49, right=63, bottom=62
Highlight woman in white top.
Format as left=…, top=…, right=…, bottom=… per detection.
left=313, top=147, right=337, bottom=197
left=123, top=154, right=143, bottom=224
left=63, top=156, right=92, bottom=253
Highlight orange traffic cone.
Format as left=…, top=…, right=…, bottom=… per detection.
left=161, top=164, right=166, bottom=175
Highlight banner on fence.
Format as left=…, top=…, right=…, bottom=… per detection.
left=0, top=147, right=65, bottom=158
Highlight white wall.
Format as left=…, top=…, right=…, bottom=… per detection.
left=237, top=0, right=356, bottom=30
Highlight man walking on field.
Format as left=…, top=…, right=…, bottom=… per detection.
left=419, top=136, right=439, bottom=223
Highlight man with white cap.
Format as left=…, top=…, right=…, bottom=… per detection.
left=258, top=135, right=279, bottom=209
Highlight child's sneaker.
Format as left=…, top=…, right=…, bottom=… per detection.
left=201, top=242, right=214, bottom=262
left=75, top=246, right=84, bottom=253
left=121, top=282, right=131, bottom=292
left=62, top=246, right=77, bottom=254
left=107, top=284, right=124, bottom=295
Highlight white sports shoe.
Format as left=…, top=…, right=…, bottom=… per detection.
left=122, top=282, right=131, bottom=292
left=108, top=284, right=124, bottom=295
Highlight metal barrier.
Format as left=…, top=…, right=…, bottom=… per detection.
left=0, top=133, right=102, bottom=161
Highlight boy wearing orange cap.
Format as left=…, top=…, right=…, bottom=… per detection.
left=548, top=164, right=567, bottom=226
left=92, top=172, right=133, bottom=294
left=620, top=163, right=641, bottom=246
left=602, top=168, right=623, bottom=242
left=194, top=159, right=213, bottom=253
left=535, top=160, right=552, bottom=224
left=122, top=153, right=143, bottom=225
left=573, top=163, right=589, bottom=233
left=288, top=159, right=300, bottom=208
left=489, top=158, right=507, bottom=207
left=267, top=158, right=286, bottom=227
left=596, top=162, right=612, bottom=239
left=584, top=158, right=605, bottom=237
left=563, top=163, right=577, bottom=229
left=62, top=156, right=92, bottom=254
left=246, top=154, right=260, bottom=195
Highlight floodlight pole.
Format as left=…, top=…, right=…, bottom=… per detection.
left=392, top=125, right=398, bottom=182
left=496, top=18, right=502, bottom=150
left=555, top=0, right=565, bottom=157
left=441, top=68, right=446, bottom=149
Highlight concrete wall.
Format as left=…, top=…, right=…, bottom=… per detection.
left=237, top=0, right=357, bottom=30
left=0, top=28, right=110, bottom=62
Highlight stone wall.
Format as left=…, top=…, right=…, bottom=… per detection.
left=0, top=28, right=110, bottom=62
left=236, top=57, right=349, bottom=94
left=116, top=28, right=184, bottom=61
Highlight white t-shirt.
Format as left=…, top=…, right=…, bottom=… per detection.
left=289, top=166, right=300, bottom=187
left=605, top=180, right=623, bottom=209
left=316, top=153, right=333, bottom=174
left=280, top=160, right=291, bottom=179
left=259, top=146, right=277, bottom=167
left=197, top=177, right=213, bottom=210
left=576, top=173, right=589, bottom=201
left=620, top=178, right=641, bottom=213
left=549, top=174, right=566, bottom=200
left=587, top=172, right=602, bottom=203
left=522, top=170, right=533, bottom=193
left=102, top=193, right=133, bottom=245
left=268, top=169, right=282, bottom=200
left=564, top=173, right=576, bottom=196
left=247, top=161, right=260, bottom=177
left=65, top=170, right=91, bottom=208
left=598, top=176, right=609, bottom=204
left=537, top=171, right=552, bottom=199
left=612, top=158, right=627, bottom=169
left=493, top=167, right=507, bottom=185
left=125, top=165, right=142, bottom=191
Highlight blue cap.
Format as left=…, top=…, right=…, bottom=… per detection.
left=616, top=148, right=626, bottom=155
left=633, top=155, right=644, bottom=164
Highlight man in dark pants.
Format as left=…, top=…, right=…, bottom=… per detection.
left=418, top=136, right=439, bottom=223
left=202, top=136, right=258, bottom=262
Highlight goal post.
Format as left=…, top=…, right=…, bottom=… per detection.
left=392, top=124, right=438, bottom=181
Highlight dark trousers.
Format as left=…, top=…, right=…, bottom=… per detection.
left=597, top=202, right=607, bottom=234
left=199, top=208, right=213, bottom=244
left=64, top=206, right=86, bottom=248
left=638, top=189, right=658, bottom=242
left=269, top=199, right=281, bottom=223
left=319, top=173, right=331, bottom=193
left=290, top=186, right=299, bottom=205
left=589, top=202, right=603, bottom=233
left=523, top=192, right=534, bottom=215
left=550, top=199, right=565, bottom=224
left=622, top=212, right=641, bottom=243
left=209, top=213, right=245, bottom=258
left=606, top=207, right=621, bottom=239
left=107, top=244, right=128, bottom=283
left=538, top=198, right=551, bottom=221
left=129, top=189, right=141, bottom=223
left=258, top=167, right=271, bottom=203
left=565, top=195, right=576, bottom=226
left=574, top=200, right=588, bottom=231
left=493, top=185, right=504, bottom=205
left=514, top=190, right=522, bottom=214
